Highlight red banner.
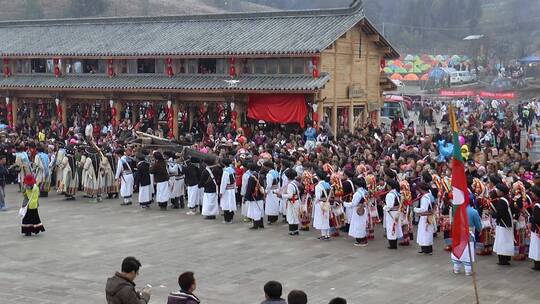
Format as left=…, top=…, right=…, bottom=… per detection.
left=479, top=91, right=516, bottom=99
left=248, top=94, right=307, bottom=128
left=439, top=90, right=476, bottom=97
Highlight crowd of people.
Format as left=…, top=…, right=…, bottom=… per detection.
left=2, top=95, right=540, bottom=301
left=106, top=256, right=347, bottom=304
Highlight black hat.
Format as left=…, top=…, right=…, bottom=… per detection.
left=416, top=182, right=430, bottom=192
left=221, top=158, right=232, bottom=167
left=153, top=151, right=164, bottom=160
left=495, top=183, right=509, bottom=194
left=189, top=156, right=199, bottom=164
left=489, top=174, right=502, bottom=185
left=344, top=169, right=355, bottom=178
left=387, top=179, right=400, bottom=191
left=421, top=171, right=432, bottom=183
left=531, top=185, right=540, bottom=198
left=384, top=168, right=397, bottom=179
left=285, top=169, right=297, bottom=180
left=353, top=177, right=367, bottom=189
left=263, top=161, right=274, bottom=169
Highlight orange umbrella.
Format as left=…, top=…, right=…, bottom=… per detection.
left=404, top=73, right=419, bottom=81
left=421, top=73, right=429, bottom=81
left=390, top=73, right=403, bottom=80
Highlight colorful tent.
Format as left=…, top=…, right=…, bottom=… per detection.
left=421, top=73, right=429, bottom=81
left=383, top=67, right=393, bottom=73
left=395, top=67, right=408, bottom=74
left=404, top=74, right=419, bottom=81
left=393, top=60, right=403, bottom=67
left=390, top=73, right=404, bottom=80
left=404, top=54, right=414, bottom=61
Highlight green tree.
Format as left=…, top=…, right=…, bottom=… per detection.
left=65, top=0, right=107, bottom=18
left=24, top=0, right=44, bottom=20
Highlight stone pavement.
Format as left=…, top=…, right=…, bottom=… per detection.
left=0, top=184, right=539, bottom=304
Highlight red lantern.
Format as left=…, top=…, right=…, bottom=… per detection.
left=380, top=59, right=386, bottom=70
left=168, top=130, right=174, bottom=139
left=111, top=119, right=117, bottom=127
left=168, top=119, right=174, bottom=129
left=312, top=68, right=319, bottom=78
left=231, top=111, right=238, bottom=120
left=108, top=59, right=114, bottom=65
left=111, top=107, right=117, bottom=116
left=53, top=58, right=59, bottom=65
left=166, top=58, right=173, bottom=65
left=229, top=66, right=236, bottom=77
left=56, top=105, right=62, bottom=118
left=3, top=66, right=10, bottom=77
left=147, top=107, right=155, bottom=120
left=167, top=110, right=173, bottom=120
left=54, top=66, right=60, bottom=77
left=108, top=67, right=114, bottom=77
left=312, top=57, right=319, bottom=66
left=167, top=66, right=174, bottom=77
left=229, top=58, right=236, bottom=64
left=7, top=103, right=12, bottom=112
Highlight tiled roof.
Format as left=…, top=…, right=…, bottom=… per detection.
left=0, top=74, right=331, bottom=93
left=0, top=1, right=398, bottom=58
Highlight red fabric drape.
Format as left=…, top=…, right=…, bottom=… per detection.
left=247, top=94, right=307, bottom=128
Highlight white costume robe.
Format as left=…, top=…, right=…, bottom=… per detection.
left=240, top=170, right=251, bottom=216
left=54, top=149, right=65, bottom=190
left=384, top=190, right=403, bottom=240
left=187, top=185, right=199, bottom=208
left=33, top=153, right=50, bottom=192
left=115, top=156, right=134, bottom=199
left=529, top=204, right=540, bottom=261
left=201, top=168, right=219, bottom=216
left=264, top=170, right=280, bottom=216
left=82, top=157, right=98, bottom=197
left=279, top=171, right=290, bottom=215
left=493, top=198, right=515, bottom=257
left=220, top=167, right=237, bottom=212
left=343, top=180, right=355, bottom=224
left=414, top=193, right=435, bottom=246
left=312, top=181, right=330, bottom=230
left=167, top=160, right=183, bottom=199
left=345, top=188, right=369, bottom=239
left=155, top=181, right=170, bottom=204
left=282, top=182, right=301, bottom=225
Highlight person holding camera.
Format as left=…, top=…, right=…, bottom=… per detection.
left=106, top=256, right=151, bottom=304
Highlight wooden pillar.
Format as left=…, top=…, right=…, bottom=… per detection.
left=188, top=105, right=194, bottom=130
left=12, top=97, right=18, bottom=127
left=172, top=101, right=179, bottom=139
left=331, top=104, right=337, bottom=137
left=61, top=99, right=68, bottom=126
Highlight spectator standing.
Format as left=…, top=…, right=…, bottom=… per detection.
left=261, top=281, right=286, bottom=304
left=0, top=154, right=7, bottom=211
left=167, top=271, right=200, bottom=304
left=105, top=257, right=151, bottom=304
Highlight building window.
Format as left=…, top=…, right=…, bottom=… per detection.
left=266, top=59, right=278, bottom=74
left=31, top=59, right=47, bottom=73
left=176, top=59, right=185, bottom=74
left=16, top=60, right=31, bottom=74
left=137, top=59, right=156, bottom=74
left=186, top=59, right=198, bottom=74
left=199, top=59, right=217, bottom=74
left=83, top=60, right=99, bottom=74
left=254, top=60, right=265, bottom=74
left=216, top=59, right=227, bottom=75
left=278, top=58, right=290, bottom=74
left=155, top=59, right=165, bottom=74
left=242, top=59, right=254, bottom=74
left=292, top=58, right=305, bottom=74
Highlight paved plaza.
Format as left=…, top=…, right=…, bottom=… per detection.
left=0, top=184, right=538, bottom=304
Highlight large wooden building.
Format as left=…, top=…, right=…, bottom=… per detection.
left=0, top=0, right=398, bottom=138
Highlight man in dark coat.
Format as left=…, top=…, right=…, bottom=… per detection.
left=167, top=271, right=200, bottom=304
left=106, top=256, right=151, bottom=304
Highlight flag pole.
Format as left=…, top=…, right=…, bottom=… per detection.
left=467, top=240, right=480, bottom=304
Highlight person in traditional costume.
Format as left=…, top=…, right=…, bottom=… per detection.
left=299, top=170, right=314, bottom=231
left=151, top=151, right=170, bottom=210
left=184, top=157, right=201, bottom=215
left=279, top=160, right=293, bottom=222
left=53, top=143, right=66, bottom=193
left=264, top=161, right=281, bottom=224
left=384, top=179, right=402, bottom=249
left=99, top=151, right=116, bottom=199
left=477, top=175, right=503, bottom=255
left=344, top=177, right=369, bottom=246
left=20, top=174, right=45, bottom=236
left=245, top=163, right=265, bottom=229
left=451, top=200, right=482, bottom=275
left=313, top=171, right=331, bottom=240
left=165, top=151, right=181, bottom=209
left=136, top=153, right=152, bottom=208
left=340, top=170, right=355, bottom=233
left=13, top=145, right=31, bottom=192
left=219, top=158, right=237, bottom=223
left=63, top=146, right=79, bottom=200
left=106, top=152, right=119, bottom=198
left=114, top=148, right=134, bottom=206
left=279, top=169, right=302, bottom=236
left=175, top=153, right=186, bottom=209
left=199, top=162, right=221, bottom=220
left=33, top=145, right=51, bottom=197
left=82, top=148, right=100, bottom=202
left=240, top=163, right=253, bottom=222
left=492, top=183, right=515, bottom=266
left=511, top=181, right=531, bottom=261
left=414, top=182, right=436, bottom=254
left=528, top=185, right=540, bottom=270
